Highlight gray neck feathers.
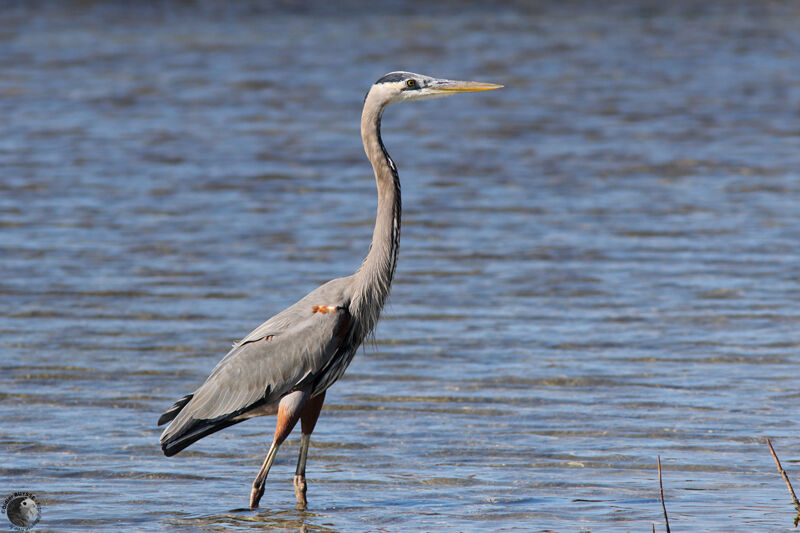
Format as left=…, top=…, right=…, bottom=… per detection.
left=352, top=89, right=402, bottom=336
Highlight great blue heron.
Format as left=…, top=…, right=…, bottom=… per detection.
left=158, top=71, right=501, bottom=508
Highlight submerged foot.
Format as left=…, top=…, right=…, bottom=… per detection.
left=294, top=474, right=308, bottom=508
left=250, top=483, right=265, bottom=509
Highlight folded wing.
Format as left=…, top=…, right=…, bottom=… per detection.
left=159, top=305, right=351, bottom=456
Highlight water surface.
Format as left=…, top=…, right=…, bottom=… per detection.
left=2, top=2, right=800, bottom=531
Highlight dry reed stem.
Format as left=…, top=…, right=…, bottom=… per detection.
left=766, top=437, right=800, bottom=527
left=658, top=455, right=671, bottom=533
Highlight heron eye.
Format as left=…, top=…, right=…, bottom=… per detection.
left=406, top=79, right=417, bottom=88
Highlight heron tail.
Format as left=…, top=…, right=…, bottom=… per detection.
left=157, top=394, right=193, bottom=426
left=159, top=414, right=242, bottom=457
left=158, top=393, right=238, bottom=456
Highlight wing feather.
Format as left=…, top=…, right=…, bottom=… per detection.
left=159, top=305, right=351, bottom=456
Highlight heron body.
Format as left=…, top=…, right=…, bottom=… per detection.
left=158, top=71, right=501, bottom=508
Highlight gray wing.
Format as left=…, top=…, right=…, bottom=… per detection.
left=159, top=303, right=351, bottom=456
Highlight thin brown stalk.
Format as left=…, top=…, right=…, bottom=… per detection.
left=766, top=437, right=800, bottom=526
left=658, top=455, right=671, bottom=533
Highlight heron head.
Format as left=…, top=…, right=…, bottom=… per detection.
left=369, top=71, right=502, bottom=106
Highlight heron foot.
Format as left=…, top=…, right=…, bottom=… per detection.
left=250, top=481, right=265, bottom=509
left=294, top=474, right=308, bottom=508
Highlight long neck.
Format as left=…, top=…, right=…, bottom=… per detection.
left=352, top=92, right=401, bottom=333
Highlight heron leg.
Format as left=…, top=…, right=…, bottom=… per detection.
left=249, top=388, right=311, bottom=509
left=294, top=391, right=326, bottom=508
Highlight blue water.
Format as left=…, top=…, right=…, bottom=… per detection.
left=2, top=2, right=800, bottom=531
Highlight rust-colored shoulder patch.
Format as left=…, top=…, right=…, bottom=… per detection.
left=311, top=305, right=339, bottom=314
left=263, top=335, right=274, bottom=342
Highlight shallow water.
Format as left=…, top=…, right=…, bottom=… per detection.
left=2, top=1, right=800, bottom=531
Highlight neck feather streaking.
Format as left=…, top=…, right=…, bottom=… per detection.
left=352, top=88, right=402, bottom=335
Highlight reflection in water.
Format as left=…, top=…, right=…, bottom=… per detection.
left=2, top=1, right=800, bottom=531
left=167, top=508, right=338, bottom=532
